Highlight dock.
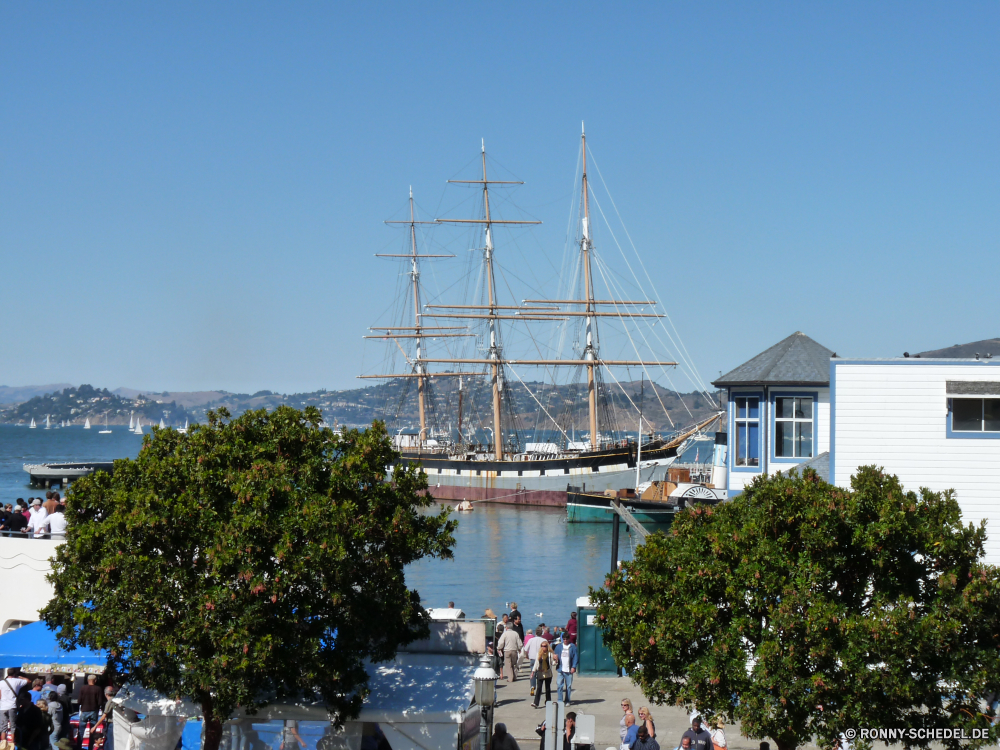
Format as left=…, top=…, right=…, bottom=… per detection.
left=23, top=462, right=116, bottom=489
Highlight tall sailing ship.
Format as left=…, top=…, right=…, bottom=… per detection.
left=361, top=128, right=720, bottom=506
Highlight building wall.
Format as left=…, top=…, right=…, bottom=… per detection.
left=0, top=537, right=58, bottom=631
left=727, top=385, right=830, bottom=495
left=832, top=359, right=1000, bottom=566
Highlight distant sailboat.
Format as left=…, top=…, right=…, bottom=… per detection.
left=178, top=419, right=189, bottom=434
left=129, top=413, right=134, bottom=430
left=29, top=418, right=36, bottom=429
left=159, top=418, right=166, bottom=429
left=45, top=415, right=51, bottom=430
left=99, top=414, right=112, bottom=434
left=84, top=417, right=91, bottom=430
left=134, top=419, right=143, bottom=435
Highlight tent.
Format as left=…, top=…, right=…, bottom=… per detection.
left=0, top=621, right=108, bottom=672
left=114, top=652, right=482, bottom=750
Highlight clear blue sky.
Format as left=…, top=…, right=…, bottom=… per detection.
left=1, top=3, right=997, bottom=395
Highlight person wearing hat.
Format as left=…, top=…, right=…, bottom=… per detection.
left=26, top=499, right=48, bottom=539
left=710, top=720, right=727, bottom=750
left=492, top=723, right=520, bottom=750
left=552, top=632, right=579, bottom=705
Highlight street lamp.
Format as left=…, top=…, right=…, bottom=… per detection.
left=473, top=652, right=498, bottom=750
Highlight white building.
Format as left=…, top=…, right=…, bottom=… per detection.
left=714, top=333, right=1000, bottom=566
left=832, top=356, right=1000, bottom=566
left=713, top=332, right=833, bottom=496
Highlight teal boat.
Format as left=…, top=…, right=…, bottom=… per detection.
left=566, top=488, right=677, bottom=525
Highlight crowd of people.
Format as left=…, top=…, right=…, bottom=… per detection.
left=483, top=604, right=581, bottom=706
left=0, top=668, right=114, bottom=750
left=617, top=708, right=727, bottom=750
left=0, top=493, right=68, bottom=539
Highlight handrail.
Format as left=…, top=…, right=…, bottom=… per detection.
left=610, top=499, right=649, bottom=543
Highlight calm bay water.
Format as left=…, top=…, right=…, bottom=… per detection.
left=0, top=425, right=678, bottom=632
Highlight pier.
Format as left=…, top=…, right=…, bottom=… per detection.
left=22, top=461, right=115, bottom=489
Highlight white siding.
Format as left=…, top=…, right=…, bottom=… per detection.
left=832, top=361, right=1000, bottom=567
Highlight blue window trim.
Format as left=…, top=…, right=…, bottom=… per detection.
left=946, top=397, right=1000, bottom=439
left=729, top=390, right=764, bottom=473
left=769, top=390, right=819, bottom=463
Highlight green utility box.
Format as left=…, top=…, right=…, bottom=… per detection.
left=576, top=603, right=618, bottom=675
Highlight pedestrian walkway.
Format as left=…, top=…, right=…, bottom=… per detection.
left=493, top=674, right=824, bottom=750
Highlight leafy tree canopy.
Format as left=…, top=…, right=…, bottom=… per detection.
left=42, top=407, right=455, bottom=750
left=591, top=466, right=1000, bottom=750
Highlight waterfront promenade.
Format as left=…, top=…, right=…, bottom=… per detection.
left=494, top=675, right=824, bottom=750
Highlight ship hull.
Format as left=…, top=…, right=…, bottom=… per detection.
left=395, top=443, right=678, bottom=507
left=566, top=490, right=677, bottom=525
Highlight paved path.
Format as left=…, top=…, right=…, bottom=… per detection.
left=493, top=674, right=822, bottom=750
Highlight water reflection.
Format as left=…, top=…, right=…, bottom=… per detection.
left=406, top=502, right=640, bottom=633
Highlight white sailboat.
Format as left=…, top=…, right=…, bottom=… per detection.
left=178, top=419, right=189, bottom=434
left=29, top=418, right=36, bottom=429
left=99, top=414, right=112, bottom=434
left=84, top=417, right=91, bottom=430
left=45, top=415, right=50, bottom=430
left=129, top=413, right=134, bottom=430
left=134, top=419, right=143, bottom=435
left=159, top=418, right=166, bottom=429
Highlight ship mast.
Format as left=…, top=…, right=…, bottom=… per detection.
left=371, top=135, right=679, bottom=458
left=407, top=188, right=427, bottom=444
left=363, top=190, right=463, bottom=450
left=436, top=141, right=541, bottom=460
left=581, top=123, right=599, bottom=450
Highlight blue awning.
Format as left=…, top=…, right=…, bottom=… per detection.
left=0, top=621, right=108, bottom=670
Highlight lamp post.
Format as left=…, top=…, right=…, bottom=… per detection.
left=473, top=652, right=498, bottom=750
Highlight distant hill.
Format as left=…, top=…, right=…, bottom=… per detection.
left=112, top=388, right=230, bottom=408
left=917, top=338, right=1000, bottom=359
left=0, top=384, right=73, bottom=405
left=1, top=379, right=722, bottom=435
left=2, top=385, right=191, bottom=426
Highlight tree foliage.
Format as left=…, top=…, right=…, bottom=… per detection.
left=42, top=407, right=455, bottom=750
left=591, top=467, right=1000, bottom=750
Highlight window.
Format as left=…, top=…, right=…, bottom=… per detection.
left=734, top=397, right=760, bottom=467
left=775, top=397, right=814, bottom=458
left=952, top=398, right=1000, bottom=432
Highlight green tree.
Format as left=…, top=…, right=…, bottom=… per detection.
left=42, top=407, right=455, bottom=750
left=591, top=467, right=1000, bottom=750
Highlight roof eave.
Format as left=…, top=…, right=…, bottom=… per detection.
left=712, top=380, right=830, bottom=388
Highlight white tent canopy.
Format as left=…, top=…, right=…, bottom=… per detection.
left=110, top=652, right=480, bottom=750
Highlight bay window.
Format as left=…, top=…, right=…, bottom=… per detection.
left=775, top=397, right=814, bottom=458
left=734, top=396, right=760, bottom=467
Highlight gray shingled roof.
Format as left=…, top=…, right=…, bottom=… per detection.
left=712, top=332, right=834, bottom=387
left=778, top=451, right=830, bottom=483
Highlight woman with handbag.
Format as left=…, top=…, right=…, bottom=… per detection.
left=531, top=640, right=555, bottom=708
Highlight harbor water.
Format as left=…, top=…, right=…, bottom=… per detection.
left=0, top=425, right=714, bottom=632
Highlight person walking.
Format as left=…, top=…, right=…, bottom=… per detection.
left=511, top=613, right=525, bottom=642
left=77, top=675, right=103, bottom=738
left=621, top=713, right=638, bottom=749
left=637, top=707, right=656, bottom=739
left=1, top=668, right=28, bottom=741
left=619, top=699, right=635, bottom=744
left=45, top=690, right=63, bottom=750
left=710, top=721, right=727, bottom=750
left=492, top=723, right=520, bottom=750
left=553, top=632, right=578, bottom=705
left=632, top=725, right=659, bottom=750
left=522, top=627, right=545, bottom=696
left=497, top=623, right=523, bottom=682
left=531, top=640, right=555, bottom=708
left=565, top=612, right=578, bottom=644
left=681, top=716, right=713, bottom=750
